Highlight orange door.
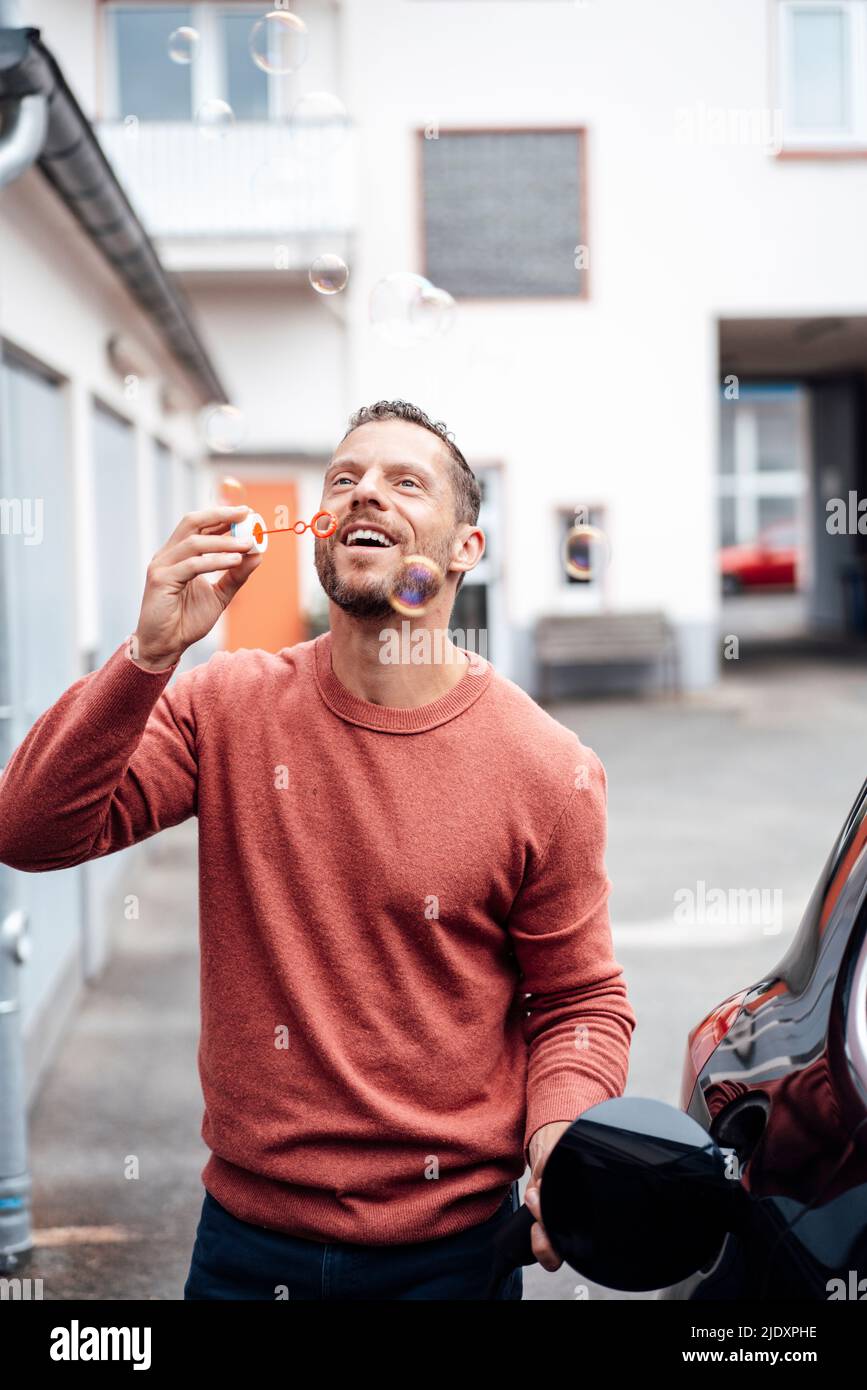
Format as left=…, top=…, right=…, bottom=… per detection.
left=224, top=479, right=304, bottom=653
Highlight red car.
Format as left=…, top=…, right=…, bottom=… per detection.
left=720, top=521, right=800, bottom=595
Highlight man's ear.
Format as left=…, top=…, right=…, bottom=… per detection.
left=449, top=523, right=485, bottom=582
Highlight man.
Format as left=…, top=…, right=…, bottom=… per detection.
left=0, top=399, right=636, bottom=1301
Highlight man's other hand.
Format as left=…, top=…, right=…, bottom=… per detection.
left=524, top=1119, right=572, bottom=1271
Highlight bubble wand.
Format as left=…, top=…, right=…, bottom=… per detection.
left=231, top=508, right=338, bottom=553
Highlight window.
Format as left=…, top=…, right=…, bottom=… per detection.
left=559, top=506, right=607, bottom=589
left=450, top=465, right=501, bottom=662
left=450, top=583, right=488, bottom=651
left=789, top=5, right=849, bottom=128
left=1, top=353, right=76, bottom=715
left=717, top=384, right=807, bottom=550
left=1, top=352, right=82, bottom=1023
left=756, top=397, right=801, bottom=471
left=220, top=10, right=269, bottom=119
left=92, top=401, right=141, bottom=667
left=153, top=440, right=175, bottom=544
left=113, top=6, right=193, bottom=121
left=421, top=130, right=586, bottom=298
left=757, top=497, right=800, bottom=534
left=720, top=495, right=737, bottom=548
left=778, top=2, right=867, bottom=148
left=106, top=3, right=284, bottom=122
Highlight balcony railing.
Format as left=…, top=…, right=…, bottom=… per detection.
left=97, top=119, right=356, bottom=262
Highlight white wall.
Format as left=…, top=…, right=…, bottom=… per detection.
left=188, top=280, right=347, bottom=451
left=19, top=0, right=100, bottom=115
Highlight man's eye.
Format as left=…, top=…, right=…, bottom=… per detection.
left=333, top=477, right=353, bottom=486
left=398, top=478, right=419, bottom=488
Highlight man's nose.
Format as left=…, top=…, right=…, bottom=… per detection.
left=351, top=472, right=387, bottom=506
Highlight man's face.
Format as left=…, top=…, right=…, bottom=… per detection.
left=314, top=418, right=463, bottom=620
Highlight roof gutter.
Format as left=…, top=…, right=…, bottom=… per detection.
left=0, top=20, right=227, bottom=405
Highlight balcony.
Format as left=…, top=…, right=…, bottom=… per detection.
left=97, top=119, right=356, bottom=274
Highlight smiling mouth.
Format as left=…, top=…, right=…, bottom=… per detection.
left=341, top=529, right=399, bottom=550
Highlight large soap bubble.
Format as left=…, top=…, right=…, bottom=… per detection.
left=370, top=273, right=456, bottom=347
left=249, top=10, right=308, bottom=75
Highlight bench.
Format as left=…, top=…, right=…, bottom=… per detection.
left=535, top=612, right=680, bottom=700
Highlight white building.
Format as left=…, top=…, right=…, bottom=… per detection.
left=2, top=0, right=867, bottom=1107
left=86, top=0, right=867, bottom=689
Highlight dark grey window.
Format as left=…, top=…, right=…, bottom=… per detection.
left=421, top=130, right=586, bottom=298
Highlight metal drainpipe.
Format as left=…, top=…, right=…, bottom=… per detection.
left=0, top=0, right=46, bottom=190
left=0, top=0, right=39, bottom=1276
left=0, top=910, right=31, bottom=1271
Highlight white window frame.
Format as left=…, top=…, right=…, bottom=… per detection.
left=777, top=0, right=867, bottom=148
left=103, top=2, right=288, bottom=122
left=211, top=5, right=292, bottom=121
left=717, top=387, right=808, bottom=565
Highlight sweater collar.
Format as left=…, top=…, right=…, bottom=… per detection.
left=313, top=627, right=492, bottom=732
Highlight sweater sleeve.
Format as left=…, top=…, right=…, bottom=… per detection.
left=506, top=749, right=638, bottom=1167
left=0, top=640, right=218, bottom=872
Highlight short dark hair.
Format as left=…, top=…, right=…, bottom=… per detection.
left=340, top=400, right=481, bottom=595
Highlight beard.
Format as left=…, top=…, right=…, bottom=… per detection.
left=314, top=528, right=457, bottom=621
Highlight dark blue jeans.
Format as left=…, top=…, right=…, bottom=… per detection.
left=183, top=1184, right=524, bottom=1301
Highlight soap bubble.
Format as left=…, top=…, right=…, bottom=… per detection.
left=409, top=283, right=456, bottom=338
left=249, top=10, right=308, bottom=75
left=291, top=91, right=351, bottom=159
left=563, top=525, right=611, bottom=581
left=168, top=26, right=199, bottom=64
left=388, top=554, right=445, bottom=617
left=370, top=273, right=456, bottom=347
left=309, top=254, right=349, bottom=295
left=216, top=475, right=248, bottom=506
left=196, top=98, right=235, bottom=138
left=202, top=405, right=245, bottom=454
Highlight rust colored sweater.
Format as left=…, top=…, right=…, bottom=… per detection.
left=0, top=630, right=636, bottom=1245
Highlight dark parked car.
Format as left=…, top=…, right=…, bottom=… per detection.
left=494, top=776, right=867, bottom=1298
left=661, top=773, right=867, bottom=1298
